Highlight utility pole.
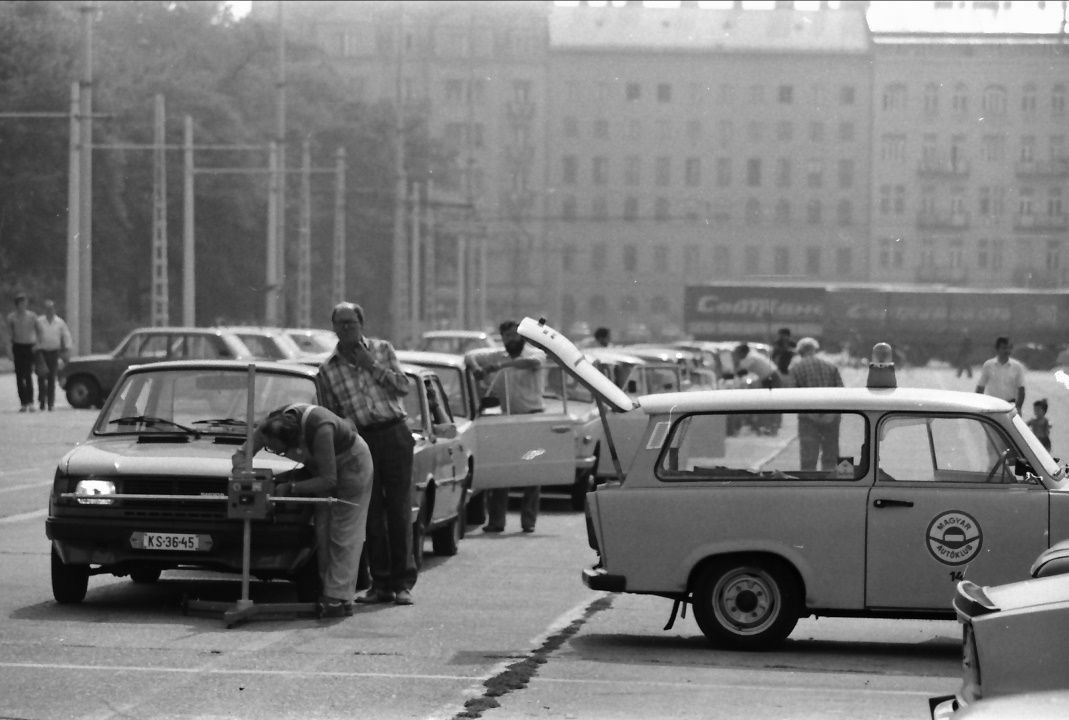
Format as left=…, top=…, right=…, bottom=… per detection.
left=66, top=82, right=80, bottom=344
left=182, top=115, right=194, bottom=325
left=332, top=147, right=347, bottom=305
left=409, top=182, right=421, bottom=341
left=150, top=93, right=168, bottom=326
left=78, top=0, right=94, bottom=353
left=391, top=5, right=408, bottom=344
left=266, top=0, right=286, bottom=325
left=297, top=136, right=311, bottom=328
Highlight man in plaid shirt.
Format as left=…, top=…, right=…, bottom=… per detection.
left=790, top=337, right=844, bottom=471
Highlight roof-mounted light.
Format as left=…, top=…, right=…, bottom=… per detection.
left=866, top=342, right=897, bottom=389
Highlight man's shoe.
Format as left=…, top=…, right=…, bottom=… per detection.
left=355, top=589, right=395, bottom=604
left=482, top=525, right=504, bottom=533
left=18, top=405, right=26, bottom=413
left=317, top=597, right=353, bottom=618
left=522, top=527, right=535, bottom=534
left=394, top=590, right=413, bottom=606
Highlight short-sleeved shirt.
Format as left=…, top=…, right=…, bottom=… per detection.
left=739, top=352, right=777, bottom=382
left=488, top=345, right=546, bottom=414
left=7, top=310, right=37, bottom=345
left=977, top=357, right=1026, bottom=402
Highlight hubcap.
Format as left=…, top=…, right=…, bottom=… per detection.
left=713, top=568, right=780, bottom=635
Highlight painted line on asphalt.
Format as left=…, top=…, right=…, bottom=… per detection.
left=0, top=509, right=46, bottom=525
left=0, top=661, right=481, bottom=682
left=0, top=481, right=51, bottom=494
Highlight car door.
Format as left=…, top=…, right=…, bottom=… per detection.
left=472, top=362, right=578, bottom=490
left=866, top=413, right=1049, bottom=610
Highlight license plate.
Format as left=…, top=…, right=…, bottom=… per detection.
left=130, top=532, right=211, bottom=552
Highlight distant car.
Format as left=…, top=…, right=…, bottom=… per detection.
left=518, top=316, right=1069, bottom=650
left=418, top=330, right=500, bottom=355
left=58, top=327, right=257, bottom=409
left=223, top=326, right=307, bottom=363
left=282, top=327, right=336, bottom=356
left=929, top=573, right=1069, bottom=719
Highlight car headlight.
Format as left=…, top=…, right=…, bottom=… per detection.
left=74, top=479, right=117, bottom=505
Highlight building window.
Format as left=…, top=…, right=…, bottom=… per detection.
left=563, top=116, right=579, bottom=138
left=561, top=195, right=577, bottom=222
left=445, top=78, right=464, bottom=104
left=1053, top=84, right=1067, bottom=119
left=686, top=120, right=702, bottom=141
left=879, top=184, right=892, bottom=215
left=624, top=156, right=640, bottom=186
left=880, top=134, right=907, bottom=163
left=806, top=247, right=821, bottom=275
left=592, top=196, right=608, bottom=221
left=775, top=199, right=790, bottom=224
left=982, top=85, right=1007, bottom=117
left=776, top=121, right=793, bottom=142
left=882, top=83, right=907, bottom=112
left=809, top=121, right=825, bottom=143
left=654, top=197, right=670, bottom=221
left=716, top=158, right=731, bottom=187
left=592, top=156, right=608, bottom=185
left=713, top=245, right=729, bottom=277
left=778, top=85, right=793, bottom=104
left=1050, top=187, right=1064, bottom=218
left=838, top=159, right=854, bottom=189
left=981, top=134, right=1006, bottom=163
left=923, top=83, right=939, bottom=117
left=654, top=246, right=669, bottom=273
left=840, top=85, right=855, bottom=105
left=717, top=120, right=734, bottom=146
left=775, top=158, right=791, bottom=188
left=749, top=84, right=764, bottom=104
left=685, top=157, right=701, bottom=187
left=894, top=185, right=906, bottom=214
left=626, top=82, right=641, bottom=101
left=952, top=83, right=969, bottom=115
left=626, top=120, right=642, bottom=141
left=593, top=118, right=609, bottom=139
left=1021, top=83, right=1037, bottom=117
left=591, top=244, right=606, bottom=273
left=747, top=121, right=764, bottom=142
left=623, top=196, right=639, bottom=222
left=656, top=119, right=673, bottom=141
left=773, top=247, right=790, bottom=274
left=656, top=156, right=671, bottom=186
left=1020, top=135, right=1036, bottom=163
left=657, top=83, right=672, bottom=103
left=623, top=245, right=638, bottom=273
left=837, top=199, right=853, bottom=227
left=745, top=198, right=761, bottom=225
left=806, top=160, right=823, bottom=189
left=685, top=245, right=701, bottom=275
left=807, top=199, right=822, bottom=225
left=562, top=155, right=577, bottom=185
left=836, top=247, right=853, bottom=275
left=746, top=158, right=762, bottom=187
left=745, top=247, right=760, bottom=275
left=838, top=121, right=854, bottom=142
left=562, top=244, right=576, bottom=272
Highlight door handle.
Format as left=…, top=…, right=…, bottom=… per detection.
left=873, top=498, right=914, bottom=508
left=551, top=425, right=572, bottom=433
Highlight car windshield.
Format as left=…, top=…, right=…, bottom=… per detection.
left=95, top=368, right=318, bottom=436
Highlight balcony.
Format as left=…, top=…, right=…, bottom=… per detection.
left=917, top=157, right=971, bottom=177
left=915, top=265, right=968, bottom=283
left=1014, top=159, right=1069, bottom=178
left=506, top=100, right=537, bottom=125
left=917, top=210, right=970, bottom=230
left=1013, top=213, right=1069, bottom=232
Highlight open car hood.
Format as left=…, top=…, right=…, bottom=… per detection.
left=518, top=317, right=637, bottom=413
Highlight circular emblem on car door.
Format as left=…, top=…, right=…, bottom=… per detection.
left=926, top=511, right=982, bottom=565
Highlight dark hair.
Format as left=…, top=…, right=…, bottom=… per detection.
left=594, top=327, right=610, bottom=340
left=778, top=327, right=790, bottom=335
left=14, top=293, right=27, bottom=302
left=261, top=407, right=302, bottom=448
left=499, top=320, right=518, bottom=334
left=995, top=336, right=1011, bottom=349
left=331, top=302, right=364, bottom=325
left=734, top=343, right=750, bottom=358
left=1034, top=398, right=1048, bottom=411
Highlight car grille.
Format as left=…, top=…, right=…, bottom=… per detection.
left=117, top=476, right=229, bottom=520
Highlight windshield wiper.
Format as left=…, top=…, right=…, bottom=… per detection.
left=108, top=415, right=200, bottom=436
left=192, top=418, right=247, bottom=427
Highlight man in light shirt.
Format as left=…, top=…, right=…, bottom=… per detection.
left=6, top=293, right=38, bottom=412
left=975, top=336, right=1026, bottom=412
left=34, top=299, right=72, bottom=411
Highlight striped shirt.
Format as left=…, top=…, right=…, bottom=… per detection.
left=317, top=336, right=410, bottom=428
left=790, top=356, right=844, bottom=389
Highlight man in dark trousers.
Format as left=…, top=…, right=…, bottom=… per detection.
left=790, top=337, right=844, bottom=471
left=318, top=302, right=416, bottom=606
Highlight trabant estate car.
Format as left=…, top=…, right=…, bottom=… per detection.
left=929, top=573, right=1069, bottom=719
left=517, top=317, right=1069, bottom=649
left=46, top=359, right=470, bottom=603
left=59, top=326, right=258, bottom=409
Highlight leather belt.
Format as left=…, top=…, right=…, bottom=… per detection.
left=359, top=416, right=405, bottom=434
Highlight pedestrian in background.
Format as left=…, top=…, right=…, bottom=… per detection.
left=954, top=328, right=973, bottom=379
left=790, top=337, right=844, bottom=471
left=6, top=293, right=38, bottom=412
left=469, top=319, right=546, bottom=534
left=975, top=336, right=1025, bottom=412
left=318, top=302, right=417, bottom=606
left=1028, top=398, right=1052, bottom=452
left=34, top=299, right=72, bottom=411
left=771, top=327, right=795, bottom=377
left=234, top=402, right=373, bottom=618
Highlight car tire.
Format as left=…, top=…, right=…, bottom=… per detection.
left=65, top=376, right=100, bottom=410
left=692, top=556, right=800, bottom=650
left=465, top=489, right=486, bottom=526
left=130, top=568, right=162, bottom=584
left=51, top=547, right=89, bottom=604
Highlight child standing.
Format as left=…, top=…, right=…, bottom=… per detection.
left=1028, top=398, right=1052, bottom=452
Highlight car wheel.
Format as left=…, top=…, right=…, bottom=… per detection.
left=65, top=376, right=100, bottom=410
left=51, top=547, right=89, bottom=604
left=293, top=555, right=320, bottom=602
left=130, top=568, right=161, bottom=584
left=692, top=557, right=800, bottom=650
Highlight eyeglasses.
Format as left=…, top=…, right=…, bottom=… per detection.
left=334, top=320, right=360, bottom=328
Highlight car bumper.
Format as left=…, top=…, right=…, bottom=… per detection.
left=582, top=565, right=626, bottom=592
left=46, top=517, right=314, bottom=574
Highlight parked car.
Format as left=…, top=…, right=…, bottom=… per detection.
left=517, top=317, right=1069, bottom=650
left=418, top=330, right=500, bottom=355
left=46, top=358, right=471, bottom=604
left=223, top=326, right=307, bottom=363
left=929, top=573, right=1069, bottom=719
left=58, top=326, right=257, bottom=409
left=282, top=327, right=336, bottom=356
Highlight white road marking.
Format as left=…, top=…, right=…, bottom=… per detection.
left=0, top=508, right=46, bottom=525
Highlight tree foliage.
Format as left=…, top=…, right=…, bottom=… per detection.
left=0, top=0, right=440, bottom=350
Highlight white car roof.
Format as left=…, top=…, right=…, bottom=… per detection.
left=396, top=350, right=466, bottom=369
left=636, top=386, right=1014, bottom=416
